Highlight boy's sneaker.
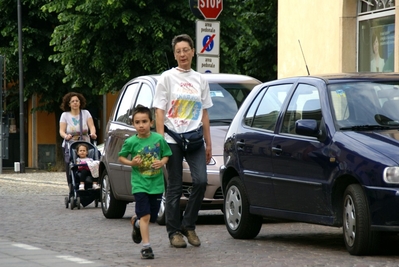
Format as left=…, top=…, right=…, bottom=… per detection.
left=79, top=184, right=85, bottom=191
left=181, top=228, right=201, bottom=247
left=92, top=184, right=100, bottom=190
left=131, top=216, right=142, bottom=244
left=140, top=247, right=154, bottom=259
left=169, top=232, right=187, bottom=248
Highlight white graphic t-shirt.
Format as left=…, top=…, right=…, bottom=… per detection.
left=60, top=109, right=92, bottom=146
left=153, top=68, right=213, bottom=143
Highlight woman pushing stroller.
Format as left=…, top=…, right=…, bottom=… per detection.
left=59, top=92, right=97, bottom=182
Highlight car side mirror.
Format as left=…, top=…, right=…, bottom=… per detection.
left=295, top=119, right=319, bottom=137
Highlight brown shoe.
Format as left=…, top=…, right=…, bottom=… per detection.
left=181, top=228, right=201, bottom=247
left=169, top=232, right=187, bottom=248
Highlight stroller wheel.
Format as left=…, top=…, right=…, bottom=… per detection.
left=65, top=196, right=69, bottom=208
left=77, top=197, right=81, bottom=210
left=70, top=196, right=75, bottom=210
left=95, top=199, right=99, bottom=208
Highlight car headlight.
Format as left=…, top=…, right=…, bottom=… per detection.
left=383, top=167, right=399, bottom=184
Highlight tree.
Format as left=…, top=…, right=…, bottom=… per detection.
left=0, top=0, right=76, bottom=168
left=42, top=0, right=277, bottom=94
left=0, top=0, right=277, bottom=168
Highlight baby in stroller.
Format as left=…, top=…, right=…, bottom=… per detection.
left=75, top=143, right=100, bottom=190
left=65, top=140, right=100, bottom=210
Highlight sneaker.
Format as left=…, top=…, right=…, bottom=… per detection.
left=169, top=232, right=187, bottom=248
left=79, top=184, right=85, bottom=191
left=181, top=228, right=201, bottom=247
left=92, top=184, right=100, bottom=190
left=140, top=247, right=154, bottom=259
left=131, top=216, right=142, bottom=244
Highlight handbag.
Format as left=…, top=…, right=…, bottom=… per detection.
left=164, top=125, right=204, bottom=152
left=64, top=110, right=84, bottom=163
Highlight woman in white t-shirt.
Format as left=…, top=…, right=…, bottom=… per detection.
left=59, top=92, right=97, bottom=181
left=153, top=34, right=213, bottom=249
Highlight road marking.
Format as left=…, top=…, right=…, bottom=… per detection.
left=11, top=243, right=95, bottom=264
left=57, top=255, right=94, bottom=264
left=12, top=243, right=41, bottom=250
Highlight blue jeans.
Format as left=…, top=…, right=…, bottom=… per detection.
left=166, top=144, right=207, bottom=238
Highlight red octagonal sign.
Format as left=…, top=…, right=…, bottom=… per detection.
left=198, top=0, right=223, bottom=20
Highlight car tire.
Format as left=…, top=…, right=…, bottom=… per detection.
left=157, top=191, right=166, bottom=225
left=224, top=176, right=262, bottom=239
left=343, top=184, right=379, bottom=255
left=100, top=169, right=127, bottom=218
left=156, top=188, right=184, bottom=225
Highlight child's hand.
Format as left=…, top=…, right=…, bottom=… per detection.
left=131, top=155, right=142, bottom=166
left=151, top=159, right=164, bottom=170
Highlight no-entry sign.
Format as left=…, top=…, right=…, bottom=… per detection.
left=198, top=0, right=223, bottom=20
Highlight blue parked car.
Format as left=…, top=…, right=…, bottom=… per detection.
left=220, top=73, right=399, bottom=255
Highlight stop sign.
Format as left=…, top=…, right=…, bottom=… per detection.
left=198, top=0, right=223, bottom=20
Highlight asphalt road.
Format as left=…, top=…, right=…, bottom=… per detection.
left=1, top=170, right=399, bottom=266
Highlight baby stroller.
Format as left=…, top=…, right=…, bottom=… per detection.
left=64, top=140, right=101, bottom=210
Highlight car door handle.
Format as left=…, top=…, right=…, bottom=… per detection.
left=272, top=146, right=282, bottom=155
left=236, top=140, right=245, bottom=151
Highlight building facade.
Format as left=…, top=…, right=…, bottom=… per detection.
left=278, top=0, right=398, bottom=78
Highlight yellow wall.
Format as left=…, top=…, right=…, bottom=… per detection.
left=278, top=0, right=357, bottom=78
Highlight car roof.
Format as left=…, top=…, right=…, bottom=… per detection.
left=270, top=72, right=399, bottom=85
left=133, top=73, right=261, bottom=85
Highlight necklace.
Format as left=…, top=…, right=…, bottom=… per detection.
left=176, top=67, right=191, bottom=73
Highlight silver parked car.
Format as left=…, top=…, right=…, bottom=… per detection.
left=99, top=73, right=261, bottom=224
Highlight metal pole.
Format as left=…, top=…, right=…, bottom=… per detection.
left=0, top=55, right=3, bottom=174
left=17, top=0, right=25, bottom=173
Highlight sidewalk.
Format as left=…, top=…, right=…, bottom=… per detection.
left=0, top=168, right=66, bottom=196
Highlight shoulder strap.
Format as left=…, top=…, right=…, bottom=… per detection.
left=79, top=110, right=83, bottom=140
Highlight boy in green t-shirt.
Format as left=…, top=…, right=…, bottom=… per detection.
left=118, top=105, right=172, bottom=260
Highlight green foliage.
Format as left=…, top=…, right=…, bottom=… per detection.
left=0, top=0, right=277, bottom=115
left=0, top=0, right=73, bottom=114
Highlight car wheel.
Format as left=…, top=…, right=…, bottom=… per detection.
left=100, top=169, right=127, bottom=218
left=224, top=176, right=262, bottom=239
left=156, top=186, right=183, bottom=225
left=343, top=184, right=379, bottom=255
left=157, top=191, right=166, bottom=225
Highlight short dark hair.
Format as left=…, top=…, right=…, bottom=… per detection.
left=132, top=104, right=152, bottom=121
left=171, top=34, right=194, bottom=51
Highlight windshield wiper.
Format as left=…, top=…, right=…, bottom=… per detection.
left=210, top=119, right=232, bottom=124
left=340, top=124, right=397, bottom=130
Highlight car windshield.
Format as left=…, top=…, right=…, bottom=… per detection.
left=208, top=83, right=254, bottom=124
left=329, top=81, right=399, bottom=130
